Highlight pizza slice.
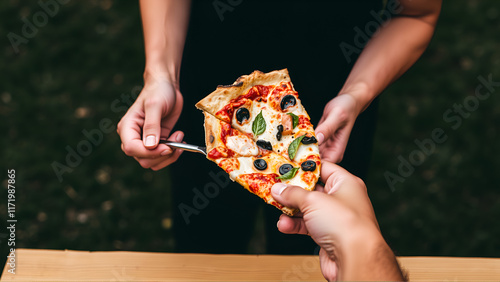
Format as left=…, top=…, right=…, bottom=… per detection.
left=203, top=113, right=318, bottom=215
left=197, top=69, right=321, bottom=215
left=195, top=69, right=318, bottom=163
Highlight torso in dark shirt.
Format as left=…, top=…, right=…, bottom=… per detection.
left=173, top=0, right=383, bottom=254
left=180, top=0, right=381, bottom=128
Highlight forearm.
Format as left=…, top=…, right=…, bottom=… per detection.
left=338, top=229, right=405, bottom=281
left=140, top=0, right=191, bottom=85
left=340, top=0, right=442, bottom=115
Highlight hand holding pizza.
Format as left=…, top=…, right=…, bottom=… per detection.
left=270, top=162, right=404, bottom=281
left=117, top=74, right=184, bottom=170
left=315, top=94, right=359, bottom=164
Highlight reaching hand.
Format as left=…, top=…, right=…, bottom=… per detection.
left=271, top=162, right=404, bottom=281
left=315, top=94, right=359, bottom=164
left=117, top=75, right=184, bottom=170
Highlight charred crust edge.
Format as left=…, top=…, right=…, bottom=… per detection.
left=218, top=81, right=244, bottom=88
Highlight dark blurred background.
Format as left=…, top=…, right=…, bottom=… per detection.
left=1, top=0, right=499, bottom=264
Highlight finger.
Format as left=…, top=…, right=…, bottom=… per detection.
left=159, top=93, right=183, bottom=141
left=133, top=150, right=181, bottom=170
left=319, top=162, right=369, bottom=211
left=143, top=98, right=165, bottom=149
left=133, top=156, right=155, bottom=169
left=316, top=115, right=327, bottom=143
left=319, top=248, right=339, bottom=281
left=277, top=214, right=309, bottom=235
left=119, top=112, right=168, bottom=158
left=271, top=183, right=311, bottom=211
left=315, top=109, right=347, bottom=146
left=134, top=131, right=185, bottom=169
left=151, top=148, right=184, bottom=171
left=318, top=161, right=351, bottom=194
left=151, top=132, right=185, bottom=170
left=320, top=123, right=353, bottom=163
left=134, top=153, right=170, bottom=168
left=315, top=183, right=325, bottom=193
left=159, top=131, right=185, bottom=156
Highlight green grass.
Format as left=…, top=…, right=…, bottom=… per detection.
left=368, top=0, right=500, bottom=257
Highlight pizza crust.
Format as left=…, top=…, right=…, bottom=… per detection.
left=195, top=69, right=292, bottom=116
left=203, top=112, right=224, bottom=155
left=199, top=69, right=320, bottom=217
left=204, top=112, right=300, bottom=215
left=281, top=207, right=297, bottom=216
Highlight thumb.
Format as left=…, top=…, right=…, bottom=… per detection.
left=271, top=183, right=310, bottom=210
left=143, top=99, right=164, bottom=149
left=315, top=111, right=345, bottom=145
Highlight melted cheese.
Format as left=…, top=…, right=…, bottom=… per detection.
left=231, top=98, right=307, bottom=144
left=228, top=157, right=255, bottom=181
left=225, top=135, right=259, bottom=156
left=283, top=170, right=310, bottom=188
left=228, top=156, right=311, bottom=188
left=295, top=142, right=320, bottom=163
left=225, top=84, right=319, bottom=189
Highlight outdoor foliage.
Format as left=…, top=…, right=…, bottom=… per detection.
left=1, top=0, right=499, bottom=263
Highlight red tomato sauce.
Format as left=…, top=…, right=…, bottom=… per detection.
left=207, top=147, right=235, bottom=159
left=215, top=85, right=274, bottom=121
left=218, top=158, right=240, bottom=173
left=240, top=173, right=280, bottom=195
left=298, top=116, right=312, bottom=129
left=306, top=154, right=321, bottom=166
left=271, top=201, right=284, bottom=209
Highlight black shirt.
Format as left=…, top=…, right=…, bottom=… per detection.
left=180, top=0, right=382, bottom=126
left=173, top=0, right=383, bottom=254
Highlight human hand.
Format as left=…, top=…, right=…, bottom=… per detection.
left=271, top=162, right=404, bottom=281
left=117, top=74, right=184, bottom=170
left=315, top=94, right=359, bottom=163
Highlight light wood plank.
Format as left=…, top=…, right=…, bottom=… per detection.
left=398, top=256, right=500, bottom=281
left=1, top=249, right=323, bottom=281
left=1, top=249, right=499, bottom=281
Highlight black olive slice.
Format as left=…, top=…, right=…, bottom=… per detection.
left=280, top=95, right=296, bottom=110
left=276, top=125, right=283, bottom=141
left=256, top=140, right=273, bottom=150
left=301, top=136, right=318, bottom=144
left=301, top=160, right=317, bottom=171
left=279, top=164, right=293, bottom=175
left=235, top=107, right=250, bottom=124
left=253, top=159, right=267, bottom=170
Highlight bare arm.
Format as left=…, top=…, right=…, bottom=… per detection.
left=140, top=0, right=191, bottom=85
left=117, top=0, right=191, bottom=170
left=271, top=162, right=405, bottom=281
left=342, top=0, right=442, bottom=114
left=316, top=0, right=442, bottom=163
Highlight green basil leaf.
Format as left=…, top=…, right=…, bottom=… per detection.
left=276, top=167, right=299, bottom=180
left=288, top=135, right=305, bottom=160
left=287, top=113, right=299, bottom=129
left=252, top=110, right=266, bottom=136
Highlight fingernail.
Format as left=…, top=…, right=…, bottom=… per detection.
left=175, top=132, right=184, bottom=142
left=272, top=183, right=288, bottom=195
left=160, top=148, right=172, bottom=156
left=316, top=133, right=324, bottom=145
left=276, top=220, right=281, bottom=229
left=145, top=135, right=156, bottom=147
